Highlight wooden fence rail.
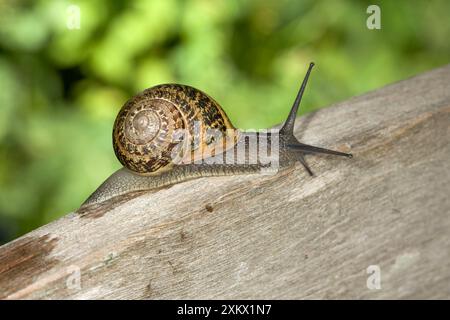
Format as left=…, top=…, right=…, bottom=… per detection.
left=1, top=65, right=449, bottom=299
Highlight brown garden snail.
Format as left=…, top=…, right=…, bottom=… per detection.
left=81, top=63, right=352, bottom=207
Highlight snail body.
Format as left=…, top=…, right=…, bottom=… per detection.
left=81, top=63, right=352, bottom=207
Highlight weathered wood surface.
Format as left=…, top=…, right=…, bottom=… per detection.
left=1, top=65, right=450, bottom=300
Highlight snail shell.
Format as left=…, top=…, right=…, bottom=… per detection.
left=113, top=84, right=236, bottom=175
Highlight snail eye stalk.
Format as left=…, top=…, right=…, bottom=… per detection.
left=280, top=62, right=315, bottom=136
left=281, top=62, right=352, bottom=175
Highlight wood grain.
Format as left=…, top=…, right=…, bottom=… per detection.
left=1, top=65, right=450, bottom=299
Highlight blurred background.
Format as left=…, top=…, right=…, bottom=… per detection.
left=0, top=0, right=449, bottom=244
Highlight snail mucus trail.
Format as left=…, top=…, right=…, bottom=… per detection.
left=81, top=63, right=352, bottom=208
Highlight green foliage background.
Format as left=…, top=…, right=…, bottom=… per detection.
left=0, top=0, right=449, bottom=243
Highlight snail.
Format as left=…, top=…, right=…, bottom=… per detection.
left=81, top=63, right=352, bottom=208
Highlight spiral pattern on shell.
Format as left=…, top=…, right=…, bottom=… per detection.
left=113, top=84, right=235, bottom=174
